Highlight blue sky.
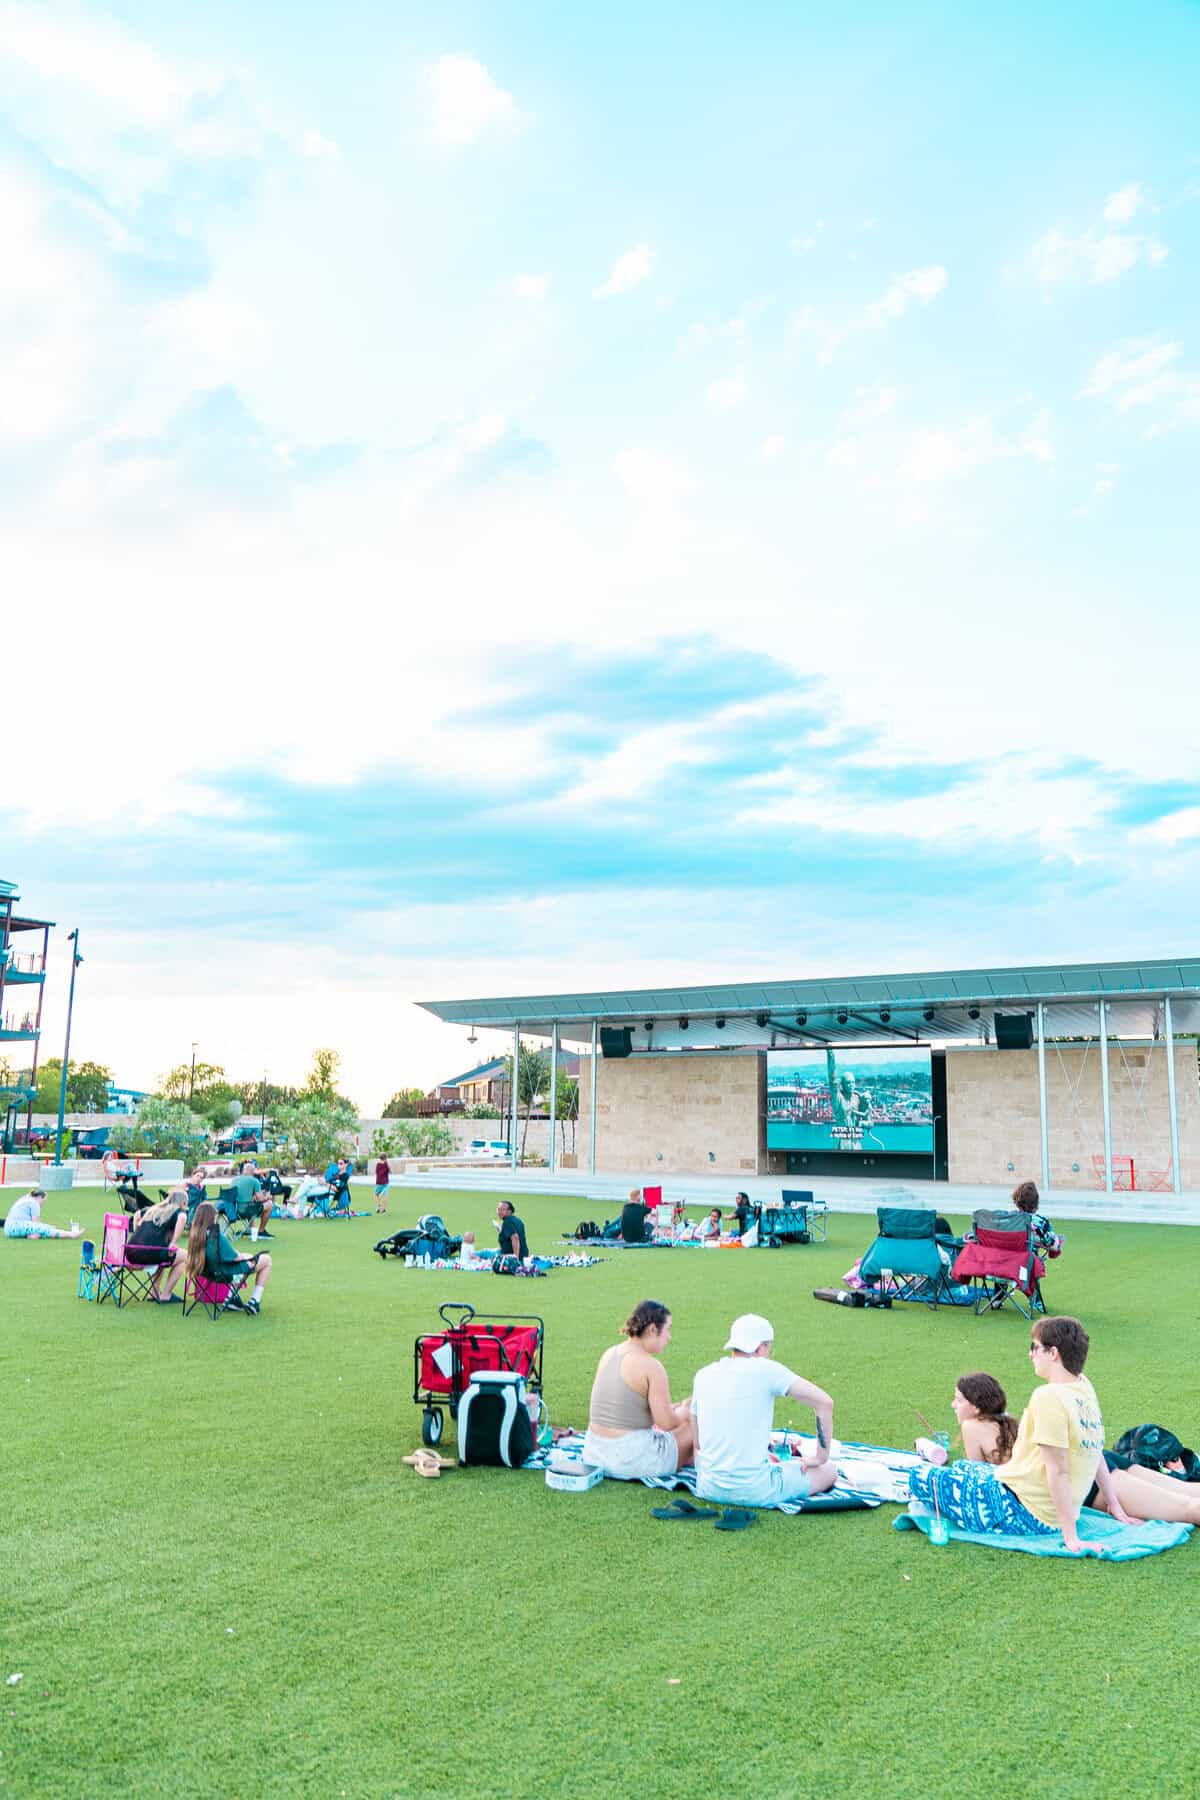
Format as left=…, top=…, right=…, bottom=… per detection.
left=3, top=1, right=1198, bottom=1109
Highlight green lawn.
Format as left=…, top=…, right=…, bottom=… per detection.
left=3, top=1184, right=1200, bottom=1798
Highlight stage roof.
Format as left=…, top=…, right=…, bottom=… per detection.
left=418, top=957, right=1200, bottom=1049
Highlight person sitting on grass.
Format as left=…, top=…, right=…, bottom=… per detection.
left=496, top=1199, right=528, bottom=1262
left=909, top=1316, right=1136, bottom=1553
left=262, top=1167, right=293, bottom=1206
left=583, top=1299, right=696, bottom=1479
left=185, top=1200, right=274, bottom=1316
left=2, top=1187, right=81, bottom=1240
left=619, top=1189, right=650, bottom=1243
left=126, top=1192, right=189, bottom=1302
left=699, top=1207, right=723, bottom=1241
left=953, top=1368, right=1200, bottom=1527
left=691, top=1314, right=838, bottom=1509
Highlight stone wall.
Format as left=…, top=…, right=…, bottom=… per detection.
left=577, top=1051, right=764, bottom=1177
left=946, top=1044, right=1200, bottom=1189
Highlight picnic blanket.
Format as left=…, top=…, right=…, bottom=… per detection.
left=895, top=1507, right=1192, bottom=1560
left=399, top=1253, right=607, bottom=1273
left=529, top=1431, right=929, bottom=1513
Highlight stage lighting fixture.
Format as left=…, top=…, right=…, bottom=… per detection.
left=923, top=1007, right=935, bottom=1023
left=968, top=1006, right=980, bottom=1020
left=879, top=1009, right=891, bottom=1024
left=755, top=1012, right=769, bottom=1028
left=836, top=1010, right=848, bottom=1025
left=715, top=1017, right=726, bottom=1029
left=679, top=1017, right=689, bottom=1030
left=643, top=1021, right=654, bottom=1031
left=795, top=1012, right=807, bottom=1027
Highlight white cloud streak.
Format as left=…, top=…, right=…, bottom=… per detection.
left=594, top=243, right=654, bottom=297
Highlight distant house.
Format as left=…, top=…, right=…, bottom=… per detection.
left=105, top=1084, right=152, bottom=1117
left=431, top=1052, right=581, bottom=1116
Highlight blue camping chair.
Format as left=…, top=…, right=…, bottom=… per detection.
left=857, top=1208, right=962, bottom=1309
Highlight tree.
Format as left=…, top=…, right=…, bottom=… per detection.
left=109, top=1098, right=205, bottom=1162
left=500, top=1041, right=549, bottom=1161
left=273, top=1095, right=357, bottom=1171
left=382, top=1087, right=427, bottom=1117
left=160, top=1060, right=228, bottom=1107
left=377, top=1118, right=454, bottom=1157
left=303, top=1048, right=357, bottom=1112
left=551, top=1070, right=580, bottom=1158
left=33, top=1057, right=113, bottom=1113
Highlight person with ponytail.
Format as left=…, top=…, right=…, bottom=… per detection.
left=583, top=1299, right=695, bottom=1480
left=184, top=1200, right=274, bottom=1316
left=954, top=1373, right=1020, bottom=1465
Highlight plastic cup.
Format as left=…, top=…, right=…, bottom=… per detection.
left=929, top=1516, right=950, bottom=1545
left=933, top=1430, right=950, bottom=1453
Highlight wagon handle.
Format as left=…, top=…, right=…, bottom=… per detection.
left=438, top=1302, right=475, bottom=1329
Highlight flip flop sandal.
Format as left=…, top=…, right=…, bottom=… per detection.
left=651, top=1498, right=720, bottom=1522
left=714, top=1508, right=758, bottom=1531
left=402, top=1451, right=455, bottom=1474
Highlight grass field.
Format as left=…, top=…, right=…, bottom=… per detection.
left=3, top=1182, right=1200, bottom=1799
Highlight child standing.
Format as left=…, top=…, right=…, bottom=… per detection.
left=374, top=1154, right=391, bottom=1214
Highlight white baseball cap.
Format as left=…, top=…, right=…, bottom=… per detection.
left=725, top=1313, right=774, bottom=1353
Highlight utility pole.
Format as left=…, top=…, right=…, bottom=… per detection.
left=189, top=1041, right=198, bottom=1106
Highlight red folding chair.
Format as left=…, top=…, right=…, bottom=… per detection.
left=952, top=1218, right=1047, bottom=1319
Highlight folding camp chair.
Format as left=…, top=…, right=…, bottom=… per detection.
left=310, top=1173, right=351, bottom=1219
left=180, top=1262, right=255, bottom=1320
left=951, top=1214, right=1047, bottom=1319
left=857, top=1207, right=959, bottom=1309
left=95, top=1213, right=157, bottom=1309
left=77, top=1239, right=100, bottom=1301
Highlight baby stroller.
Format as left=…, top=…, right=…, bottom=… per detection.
left=413, top=1300, right=544, bottom=1447
left=375, top=1214, right=462, bottom=1261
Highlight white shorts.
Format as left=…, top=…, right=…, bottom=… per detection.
left=696, top=1460, right=811, bottom=1508
left=583, top=1427, right=679, bottom=1480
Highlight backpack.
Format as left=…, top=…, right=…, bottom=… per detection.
left=575, top=1220, right=599, bottom=1241
left=457, top=1372, right=536, bottom=1467
left=1112, top=1424, right=1200, bottom=1481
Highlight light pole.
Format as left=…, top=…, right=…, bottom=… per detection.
left=53, top=929, right=83, bottom=1167
left=188, top=1041, right=198, bottom=1106
left=261, top=1072, right=268, bottom=1140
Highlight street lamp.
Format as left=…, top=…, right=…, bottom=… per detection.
left=261, top=1072, right=268, bottom=1139
left=53, top=929, right=84, bottom=1167
left=188, top=1041, right=198, bottom=1106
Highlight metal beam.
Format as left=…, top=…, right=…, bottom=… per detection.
left=510, top=1024, right=520, bottom=1174
left=847, top=1010, right=921, bottom=1042
left=1036, top=1001, right=1050, bottom=1192
left=1099, top=1001, right=1113, bottom=1194
left=1164, top=996, right=1182, bottom=1197
left=548, top=1021, right=558, bottom=1176
left=589, top=1019, right=598, bottom=1176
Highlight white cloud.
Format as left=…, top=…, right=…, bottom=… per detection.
left=1081, top=339, right=1200, bottom=428
left=300, top=130, right=340, bottom=160
left=899, top=410, right=1052, bottom=483
left=0, top=2, right=191, bottom=126
left=512, top=272, right=550, bottom=301
left=426, top=54, right=520, bottom=146
left=705, top=374, right=746, bottom=413
left=1104, top=183, right=1144, bottom=224
left=612, top=447, right=694, bottom=504
left=825, top=439, right=859, bottom=469
left=793, top=265, right=948, bottom=363
left=1133, top=807, right=1200, bottom=847
left=760, top=435, right=786, bottom=462
left=595, top=243, right=654, bottom=297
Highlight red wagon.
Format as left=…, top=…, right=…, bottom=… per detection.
left=414, top=1301, right=544, bottom=1447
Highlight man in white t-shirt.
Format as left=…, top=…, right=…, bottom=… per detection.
left=691, top=1313, right=838, bottom=1508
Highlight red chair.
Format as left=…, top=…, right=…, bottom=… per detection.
left=642, top=1185, right=664, bottom=1211
left=95, top=1212, right=157, bottom=1309
left=181, top=1268, right=253, bottom=1320
left=952, top=1218, right=1047, bottom=1319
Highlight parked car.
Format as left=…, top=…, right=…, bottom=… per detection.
left=72, top=1126, right=115, bottom=1160
left=214, top=1127, right=262, bottom=1155
left=466, top=1138, right=511, bottom=1159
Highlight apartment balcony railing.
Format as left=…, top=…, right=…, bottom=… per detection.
left=0, top=951, right=46, bottom=981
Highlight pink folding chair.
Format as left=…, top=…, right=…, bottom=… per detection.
left=181, top=1268, right=252, bottom=1321
left=96, top=1212, right=156, bottom=1309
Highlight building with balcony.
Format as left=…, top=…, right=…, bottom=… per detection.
left=1, top=877, right=54, bottom=1151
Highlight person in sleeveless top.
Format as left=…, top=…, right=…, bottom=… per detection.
left=583, top=1299, right=695, bottom=1479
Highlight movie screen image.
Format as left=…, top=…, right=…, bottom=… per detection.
left=766, top=1047, right=934, bottom=1154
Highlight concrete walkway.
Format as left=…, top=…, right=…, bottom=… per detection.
left=402, top=1165, right=1200, bottom=1227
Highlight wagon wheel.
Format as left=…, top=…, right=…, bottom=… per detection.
left=421, top=1408, right=444, bottom=1447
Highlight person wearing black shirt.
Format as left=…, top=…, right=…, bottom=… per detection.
left=496, top=1199, right=529, bottom=1262
left=126, top=1193, right=189, bottom=1302
left=620, top=1188, right=651, bottom=1243
left=731, top=1193, right=756, bottom=1238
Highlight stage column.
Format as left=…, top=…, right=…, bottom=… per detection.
left=1165, top=996, right=1182, bottom=1196
left=589, top=1020, right=598, bottom=1175
left=1099, top=1001, right=1113, bottom=1193
left=511, top=1024, right=520, bottom=1173
left=548, top=1021, right=558, bottom=1175
left=1036, top=1002, right=1050, bottom=1191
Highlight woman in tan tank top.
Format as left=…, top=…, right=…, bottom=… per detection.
left=582, top=1299, right=696, bottom=1480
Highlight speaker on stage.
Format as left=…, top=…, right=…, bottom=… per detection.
left=600, top=1027, right=633, bottom=1058
left=993, top=1011, right=1034, bottom=1050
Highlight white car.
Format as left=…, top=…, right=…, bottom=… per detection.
left=466, top=1139, right=511, bottom=1159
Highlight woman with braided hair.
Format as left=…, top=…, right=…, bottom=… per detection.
left=953, top=1372, right=1019, bottom=1465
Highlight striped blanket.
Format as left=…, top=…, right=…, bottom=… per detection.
left=529, top=1431, right=927, bottom=1513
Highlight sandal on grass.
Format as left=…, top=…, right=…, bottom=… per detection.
left=403, top=1450, right=454, bottom=1476
left=714, top=1508, right=758, bottom=1531
left=651, top=1497, right=720, bottom=1522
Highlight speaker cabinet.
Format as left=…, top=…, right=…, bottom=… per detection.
left=600, top=1027, right=633, bottom=1058
left=993, top=1011, right=1034, bottom=1050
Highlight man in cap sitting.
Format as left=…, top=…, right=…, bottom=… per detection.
left=691, top=1313, right=839, bottom=1509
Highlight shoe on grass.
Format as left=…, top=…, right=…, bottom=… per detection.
left=243, top=1298, right=261, bottom=1315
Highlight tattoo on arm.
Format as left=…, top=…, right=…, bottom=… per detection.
left=816, top=1417, right=826, bottom=1449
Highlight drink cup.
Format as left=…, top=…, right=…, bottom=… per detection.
left=929, top=1516, right=950, bottom=1546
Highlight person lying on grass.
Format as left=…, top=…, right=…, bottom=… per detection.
left=185, top=1200, right=274, bottom=1316
left=909, top=1315, right=1136, bottom=1553
left=584, top=1299, right=695, bottom=1480
left=952, top=1368, right=1200, bottom=1527
left=2, top=1187, right=81, bottom=1240
left=691, top=1313, right=838, bottom=1510
left=126, top=1192, right=189, bottom=1302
